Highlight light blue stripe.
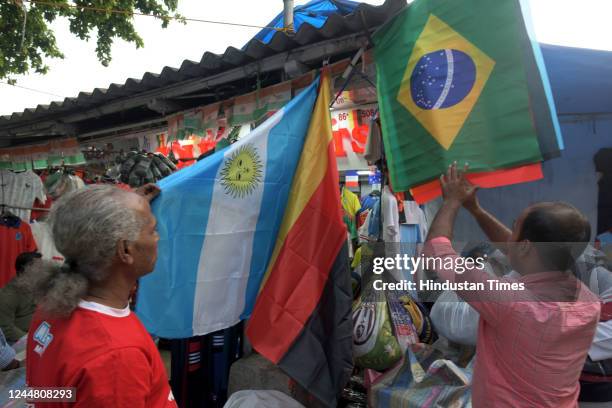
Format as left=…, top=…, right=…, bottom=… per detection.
left=136, top=150, right=225, bottom=338
left=241, top=78, right=320, bottom=319
left=519, top=0, right=564, bottom=150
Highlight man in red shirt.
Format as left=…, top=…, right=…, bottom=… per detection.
left=24, top=184, right=176, bottom=407
left=423, top=163, right=600, bottom=407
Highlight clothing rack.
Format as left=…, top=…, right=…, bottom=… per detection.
left=1, top=203, right=50, bottom=212
left=1, top=169, right=51, bottom=214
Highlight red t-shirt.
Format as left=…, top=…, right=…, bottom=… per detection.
left=0, top=221, right=37, bottom=287
left=26, top=301, right=177, bottom=408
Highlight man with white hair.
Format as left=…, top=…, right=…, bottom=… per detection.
left=23, top=184, right=176, bottom=407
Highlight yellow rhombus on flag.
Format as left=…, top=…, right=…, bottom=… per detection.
left=397, top=15, right=495, bottom=150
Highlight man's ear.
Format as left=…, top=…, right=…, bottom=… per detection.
left=116, top=239, right=135, bottom=265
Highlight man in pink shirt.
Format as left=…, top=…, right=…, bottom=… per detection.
left=423, top=163, right=601, bottom=407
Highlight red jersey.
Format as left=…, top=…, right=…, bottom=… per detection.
left=0, top=221, right=37, bottom=287
left=26, top=300, right=176, bottom=408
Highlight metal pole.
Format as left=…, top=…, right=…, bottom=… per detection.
left=283, top=0, right=295, bottom=33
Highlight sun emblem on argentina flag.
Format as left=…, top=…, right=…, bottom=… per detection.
left=220, top=144, right=263, bottom=198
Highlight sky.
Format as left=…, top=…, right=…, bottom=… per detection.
left=1, top=0, right=612, bottom=116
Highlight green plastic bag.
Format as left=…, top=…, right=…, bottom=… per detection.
left=353, top=295, right=402, bottom=371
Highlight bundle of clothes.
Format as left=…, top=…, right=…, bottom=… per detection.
left=115, top=151, right=177, bottom=187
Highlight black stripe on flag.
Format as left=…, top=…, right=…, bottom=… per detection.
left=276, top=242, right=354, bottom=407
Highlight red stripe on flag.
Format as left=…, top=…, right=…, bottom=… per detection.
left=410, top=163, right=544, bottom=204
left=246, top=143, right=346, bottom=363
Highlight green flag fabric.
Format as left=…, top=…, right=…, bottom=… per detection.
left=374, top=0, right=547, bottom=191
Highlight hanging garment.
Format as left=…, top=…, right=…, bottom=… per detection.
left=403, top=200, right=429, bottom=242
left=342, top=187, right=361, bottom=242
left=358, top=209, right=373, bottom=244
left=381, top=185, right=400, bottom=243
left=360, top=193, right=380, bottom=212
left=117, top=152, right=176, bottom=187
left=30, top=197, right=53, bottom=222
left=0, top=220, right=37, bottom=287
left=341, top=187, right=361, bottom=217
left=364, top=116, right=382, bottom=163
left=0, top=170, right=46, bottom=222
left=368, top=198, right=381, bottom=240
left=29, top=221, right=64, bottom=264
left=45, top=172, right=85, bottom=200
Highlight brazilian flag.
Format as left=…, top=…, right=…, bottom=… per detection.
left=374, top=0, right=561, bottom=191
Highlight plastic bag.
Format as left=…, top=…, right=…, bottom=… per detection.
left=430, top=290, right=479, bottom=346
left=353, top=296, right=402, bottom=371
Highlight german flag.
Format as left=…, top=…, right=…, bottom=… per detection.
left=246, top=73, right=353, bottom=407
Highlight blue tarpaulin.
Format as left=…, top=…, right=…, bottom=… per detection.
left=248, top=0, right=359, bottom=46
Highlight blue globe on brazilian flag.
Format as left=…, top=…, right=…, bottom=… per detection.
left=399, top=14, right=494, bottom=150
left=374, top=0, right=560, bottom=191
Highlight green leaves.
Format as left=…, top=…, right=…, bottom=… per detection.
left=0, top=0, right=179, bottom=80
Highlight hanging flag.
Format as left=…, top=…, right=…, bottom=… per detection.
left=345, top=171, right=359, bottom=188
left=58, top=139, right=86, bottom=166
left=374, top=0, right=558, bottom=191
left=45, top=138, right=86, bottom=167
left=254, top=81, right=292, bottom=119
left=202, top=102, right=221, bottom=138
left=516, top=0, right=563, bottom=159
left=410, top=162, right=544, bottom=204
left=231, top=81, right=293, bottom=126
left=369, top=170, right=382, bottom=186
left=167, top=114, right=184, bottom=141
left=231, top=92, right=257, bottom=125
left=0, top=149, right=11, bottom=170
left=183, top=108, right=204, bottom=137
left=30, top=144, right=50, bottom=170
left=135, top=80, right=319, bottom=338
left=246, top=73, right=353, bottom=407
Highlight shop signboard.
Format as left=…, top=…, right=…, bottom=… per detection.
left=332, top=103, right=377, bottom=171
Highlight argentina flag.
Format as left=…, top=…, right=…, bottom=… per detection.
left=136, top=79, right=319, bottom=338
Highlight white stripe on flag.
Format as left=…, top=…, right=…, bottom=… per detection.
left=191, top=110, right=284, bottom=335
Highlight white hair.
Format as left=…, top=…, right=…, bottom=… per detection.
left=19, top=185, right=145, bottom=316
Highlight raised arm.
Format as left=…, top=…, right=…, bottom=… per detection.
left=463, top=189, right=512, bottom=253
left=424, top=163, right=516, bottom=326
left=426, top=162, right=476, bottom=242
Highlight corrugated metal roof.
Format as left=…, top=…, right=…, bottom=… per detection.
left=0, top=0, right=404, bottom=128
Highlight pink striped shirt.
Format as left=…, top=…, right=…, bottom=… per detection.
left=424, top=237, right=601, bottom=407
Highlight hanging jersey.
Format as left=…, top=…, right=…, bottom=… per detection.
left=0, top=221, right=37, bottom=287
left=29, top=221, right=64, bottom=265
left=0, top=170, right=46, bottom=221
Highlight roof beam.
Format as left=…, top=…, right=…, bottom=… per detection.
left=0, top=32, right=368, bottom=138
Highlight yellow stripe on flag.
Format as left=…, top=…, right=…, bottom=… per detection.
left=258, top=74, right=334, bottom=290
